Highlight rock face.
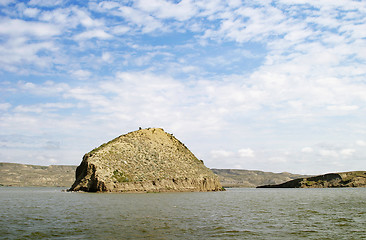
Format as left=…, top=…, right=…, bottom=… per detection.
left=69, top=128, right=223, bottom=192
left=257, top=171, right=366, bottom=188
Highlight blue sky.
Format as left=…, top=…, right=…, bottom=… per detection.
left=0, top=0, right=365, bottom=174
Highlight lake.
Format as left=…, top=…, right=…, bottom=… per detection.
left=0, top=187, right=365, bottom=239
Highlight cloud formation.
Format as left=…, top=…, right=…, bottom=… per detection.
left=0, top=0, right=365, bottom=174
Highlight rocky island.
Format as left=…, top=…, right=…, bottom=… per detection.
left=68, top=128, right=223, bottom=192
left=257, top=171, right=366, bottom=188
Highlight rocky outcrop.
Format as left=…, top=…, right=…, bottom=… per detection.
left=212, top=169, right=311, bottom=188
left=257, top=171, right=366, bottom=188
left=69, top=128, right=223, bottom=192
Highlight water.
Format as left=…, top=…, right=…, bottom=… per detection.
left=0, top=187, right=365, bottom=239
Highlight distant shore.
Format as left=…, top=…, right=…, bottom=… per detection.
left=1, top=162, right=311, bottom=188
left=257, top=171, right=366, bottom=188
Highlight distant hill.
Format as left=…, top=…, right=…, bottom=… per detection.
left=1, top=162, right=311, bottom=188
left=212, top=169, right=311, bottom=188
left=0, top=162, right=76, bottom=187
left=257, top=171, right=366, bottom=188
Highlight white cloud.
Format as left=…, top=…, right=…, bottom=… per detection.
left=0, top=38, right=57, bottom=71
left=327, top=105, right=359, bottom=111
left=14, top=105, right=43, bottom=113
left=98, top=1, right=121, bottom=10
left=74, top=29, right=113, bottom=41
left=268, top=157, right=287, bottom=163
left=121, top=6, right=164, bottom=33
left=195, top=0, right=226, bottom=18
left=39, top=8, right=76, bottom=27
left=0, top=16, right=63, bottom=72
left=211, top=150, right=235, bottom=159
left=0, top=114, right=39, bottom=134
left=319, top=149, right=339, bottom=158
left=0, top=135, right=43, bottom=149
left=356, top=140, right=366, bottom=147
left=13, top=103, right=74, bottom=114
left=71, top=70, right=92, bottom=80
left=228, top=0, right=242, bottom=8
left=238, top=148, right=255, bottom=158
left=93, top=3, right=164, bottom=33
left=73, top=8, right=104, bottom=28
left=38, top=7, right=106, bottom=35
left=17, top=81, right=69, bottom=96
left=112, top=25, right=130, bottom=35
left=101, top=52, right=113, bottom=62
left=23, top=8, right=40, bottom=18
left=0, top=0, right=14, bottom=6
left=203, top=4, right=287, bottom=43
left=301, top=147, right=313, bottom=153
left=63, top=87, right=110, bottom=110
left=340, top=148, right=355, bottom=157
left=135, top=0, right=198, bottom=21
left=0, top=103, right=11, bottom=111
left=0, top=18, right=61, bottom=37
left=28, top=0, right=63, bottom=7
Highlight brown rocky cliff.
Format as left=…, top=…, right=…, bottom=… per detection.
left=69, top=128, right=223, bottom=192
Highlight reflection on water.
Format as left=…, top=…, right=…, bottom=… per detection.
left=0, top=187, right=365, bottom=239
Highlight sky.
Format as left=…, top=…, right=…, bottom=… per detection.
left=0, top=0, right=365, bottom=175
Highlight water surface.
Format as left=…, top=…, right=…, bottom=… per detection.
left=1, top=187, right=365, bottom=239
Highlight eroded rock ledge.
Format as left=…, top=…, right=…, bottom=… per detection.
left=69, top=128, right=223, bottom=192
left=257, top=171, right=366, bottom=188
